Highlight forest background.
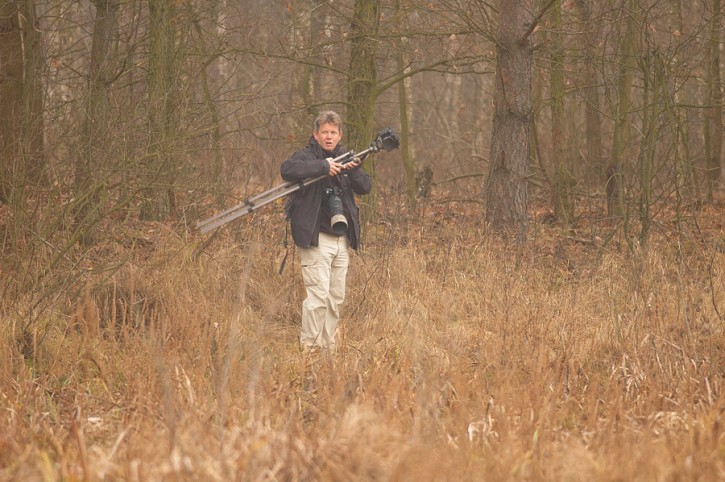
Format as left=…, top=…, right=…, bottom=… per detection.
left=1, top=0, right=724, bottom=480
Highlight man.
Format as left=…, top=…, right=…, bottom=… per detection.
left=281, top=111, right=372, bottom=352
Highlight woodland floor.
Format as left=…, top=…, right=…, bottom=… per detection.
left=1, top=188, right=724, bottom=481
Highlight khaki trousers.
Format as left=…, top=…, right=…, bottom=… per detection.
left=299, top=232, right=349, bottom=349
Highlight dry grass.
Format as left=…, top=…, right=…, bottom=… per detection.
left=1, top=202, right=724, bottom=481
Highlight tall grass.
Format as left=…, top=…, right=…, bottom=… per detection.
left=1, top=205, right=723, bottom=481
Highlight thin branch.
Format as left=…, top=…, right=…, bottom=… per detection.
left=521, top=0, right=557, bottom=45
left=433, top=172, right=486, bottom=185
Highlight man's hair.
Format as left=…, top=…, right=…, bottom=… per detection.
left=314, top=111, right=343, bottom=132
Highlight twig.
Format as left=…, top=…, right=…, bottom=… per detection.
left=521, top=0, right=558, bottom=45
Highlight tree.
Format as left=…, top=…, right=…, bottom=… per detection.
left=485, top=0, right=537, bottom=240
left=142, top=0, right=182, bottom=220
left=574, top=0, right=604, bottom=187
left=0, top=1, right=23, bottom=203
left=704, top=0, right=723, bottom=201
left=607, top=0, right=636, bottom=219
left=394, top=0, right=416, bottom=208
left=669, top=0, right=697, bottom=206
left=19, top=0, right=44, bottom=183
left=0, top=0, right=44, bottom=204
left=548, top=0, right=575, bottom=225
left=637, top=50, right=663, bottom=244
left=73, top=0, right=121, bottom=244
left=347, top=0, right=380, bottom=219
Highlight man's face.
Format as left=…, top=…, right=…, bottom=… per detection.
left=313, top=122, right=342, bottom=153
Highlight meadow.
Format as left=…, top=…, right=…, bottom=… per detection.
left=2, top=197, right=724, bottom=481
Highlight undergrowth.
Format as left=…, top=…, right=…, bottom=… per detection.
left=1, top=198, right=723, bottom=481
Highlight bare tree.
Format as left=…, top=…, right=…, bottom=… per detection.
left=394, top=0, right=417, bottom=208
left=142, top=0, right=182, bottom=220
left=705, top=0, right=723, bottom=201
left=548, top=0, right=575, bottom=225
left=0, top=0, right=44, bottom=204
left=20, top=0, right=44, bottom=183
left=607, top=0, right=636, bottom=219
left=347, top=0, right=380, bottom=148
left=574, top=0, right=603, bottom=187
left=669, top=0, right=697, bottom=205
left=0, top=1, right=23, bottom=203
left=347, top=0, right=380, bottom=219
left=485, top=0, right=538, bottom=239
left=637, top=50, right=663, bottom=244
left=73, top=0, right=121, bottom=245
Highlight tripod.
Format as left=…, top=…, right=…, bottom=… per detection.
left=196, top=128, right=399, bottom=233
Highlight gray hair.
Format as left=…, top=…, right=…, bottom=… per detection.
left=314, top=111, right=343, bottom=132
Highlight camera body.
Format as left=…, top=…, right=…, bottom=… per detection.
left=324, top=186, right=347, bottom=234
left=374, top=127, right=400, bottom=152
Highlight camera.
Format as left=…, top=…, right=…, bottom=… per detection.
left=374, top=127, right=400, bottom=152
left=324, top=187, right=347, bottom=234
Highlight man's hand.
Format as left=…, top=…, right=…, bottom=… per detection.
left=343, top=158, right=362, bottom=170
left=327, top=157, right=360, bottom=176
left=327, top=158, right=343, bottom=176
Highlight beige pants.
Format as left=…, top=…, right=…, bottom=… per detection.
left=299, top=232, right=349, bottom=349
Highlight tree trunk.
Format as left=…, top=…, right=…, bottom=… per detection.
left=575, top=0, right=603, bottom=186
left=73, top=0, right=120, bottom=245
left=705, top=0, right=723, bottom=202
left=192, top=17, right=223, bottom=199
left=607, top=0, right=635, bottom=219
left=669, top=0, right=697, bottom=206
left=395, top=0, right=416, bottom=209
left=638, top=53, right=661, bottom=245
left=142, top=0, right=179, bottom=220
left=347, top=0, right=379, bottom=220
left=0, top=0, right=44, bottom=203
left=285, top=0, right=311, bottom=134
left=20, top=0, right=44, bottom=182
left=485, top=0, right=535, bottom=240
left=549, top=0, right=575, bottom=225
left=0, top=1, right=23, bottom=203
left=398, top=59, right=416, bottom=209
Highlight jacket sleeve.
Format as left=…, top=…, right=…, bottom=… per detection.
left=346, top=167, right=372, bottom=195
left=281, top=150, right=329, bottom=182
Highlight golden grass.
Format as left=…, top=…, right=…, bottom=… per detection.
left=1, top=208, right=724, bottom=481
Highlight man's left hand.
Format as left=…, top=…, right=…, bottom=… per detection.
left=342, top=158, right=361, bottom=170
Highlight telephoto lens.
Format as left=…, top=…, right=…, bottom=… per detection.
left=325, top=187, right=347, bottom=234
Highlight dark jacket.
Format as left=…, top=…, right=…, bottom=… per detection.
left=281, top=137, right=372, bottom=250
